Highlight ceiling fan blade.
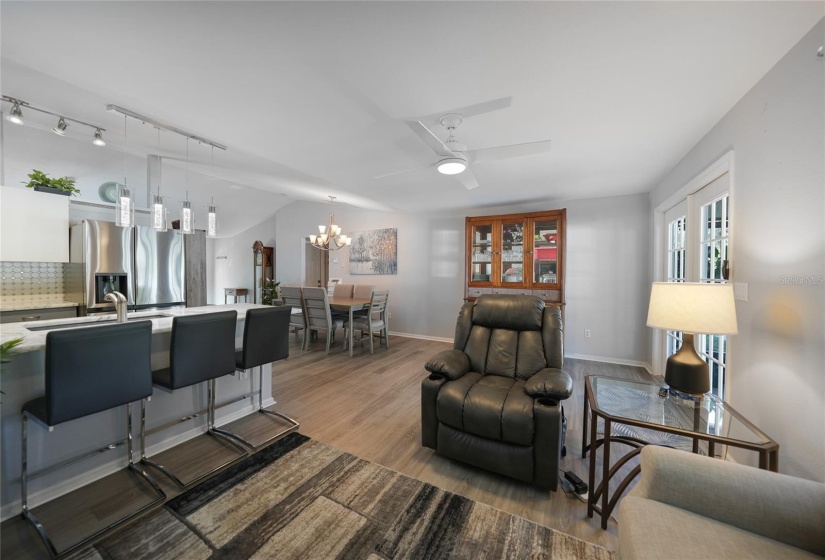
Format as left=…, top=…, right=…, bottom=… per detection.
left=468, top=140, right=552, bottom=164
left=455, top=168, right=479, bottom=190
left=373, top=163, right=432, bottom=180
left=404, top=120, right=455, bottom=158
left=417, top=97, right=513, bottom=125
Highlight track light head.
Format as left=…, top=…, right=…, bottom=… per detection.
left=92, top=128, right=106, bottom=146
left=6, top=103, right=24, bottom=125
left=53, top=117, right=69, bottom=136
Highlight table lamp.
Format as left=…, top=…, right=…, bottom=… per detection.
left=647, top=282, right=738, bottom=396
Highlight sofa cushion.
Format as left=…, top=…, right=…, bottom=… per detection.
left=437, top=374, right=534, bottom=446
left=618, top=496, right=822, bottom=560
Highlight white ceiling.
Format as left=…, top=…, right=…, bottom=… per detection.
left=1, top=1, right=822, bottom=221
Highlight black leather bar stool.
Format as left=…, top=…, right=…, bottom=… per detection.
left=21, top=321, right=165, bottom=558
left=214, top=306, right=299, bottom=449
left=140, top=311, right=248, bottom=488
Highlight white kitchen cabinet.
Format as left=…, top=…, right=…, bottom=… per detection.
left=0, top=186, right=70, bottom=262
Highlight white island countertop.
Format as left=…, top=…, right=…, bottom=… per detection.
left=0, top=303, right=269, bottom=353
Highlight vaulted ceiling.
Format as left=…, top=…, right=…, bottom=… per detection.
left=2, top=1, right=822, bottom=226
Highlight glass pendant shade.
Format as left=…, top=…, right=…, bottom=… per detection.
left=207, top=204, right=218, bottom=238
left=152, top=194, right=168, bottom=232
left=116, top=186, right=134, bottom=227
left=181, top=200, right=194, bottom=235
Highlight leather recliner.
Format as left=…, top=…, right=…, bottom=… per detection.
left=421, top=295, right=573, bottom=490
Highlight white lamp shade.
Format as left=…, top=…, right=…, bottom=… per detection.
left=647, top=282, right=738, bottom=335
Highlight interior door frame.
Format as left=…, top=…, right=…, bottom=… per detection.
left=651, top=150, right=736, bottom=382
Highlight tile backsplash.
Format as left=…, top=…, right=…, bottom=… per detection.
left=0, top=262, right=66, bottom=297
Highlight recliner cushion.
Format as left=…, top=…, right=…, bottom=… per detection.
left=437, top=375, right=534, bottom=446
left=484, top=328, right=518, bottom=377
left=464, top=325, right=491, bottom=373
left=472, top=294, right=544, bottom=331
left=516, top=330, right=547, bottom=379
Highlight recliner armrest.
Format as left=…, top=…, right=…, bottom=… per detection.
left=524, top=368, right=573, bottom=400
left=424, top=349, right=470, bottom=380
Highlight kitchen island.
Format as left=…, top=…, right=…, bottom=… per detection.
left=0, top=304, right=276, bottom=521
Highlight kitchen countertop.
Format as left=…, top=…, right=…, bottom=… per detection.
left=0, top=296, right=80, bottom=312
left=0, top=303, right=268, bottom=353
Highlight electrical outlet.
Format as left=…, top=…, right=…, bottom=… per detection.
left=584, top=329, right=591, bottom=338
left=239, top=371, right=248, bottom=380
left=388, top=312, right=392, bottom=319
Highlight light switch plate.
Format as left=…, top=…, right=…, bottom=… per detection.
left=734, top=282, right=748, bottom=301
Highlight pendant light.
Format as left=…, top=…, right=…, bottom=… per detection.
left=181, top=192, right=194, bottom=234
left=152, top=128, right=168, bottom=232
left=207, top=197, right=218, bottom=238
left=180, top=139, right=194, bottom=234
left=206, top=147, right=218, bottom=237
left=116, top=115, right=134, bottom=228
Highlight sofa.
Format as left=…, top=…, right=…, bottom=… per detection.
left=421, top=294, right=573, bottom=490
left=619, top=445, right=825, bottom=559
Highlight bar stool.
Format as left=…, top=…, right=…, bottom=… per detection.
left=21, top=321, right=165, bottom=558
left=214, top=306, right=299, bottom=449
left=140, top=311, right=248, bottom=488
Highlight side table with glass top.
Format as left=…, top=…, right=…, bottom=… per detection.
left=582, top=375, right=779, bottom=529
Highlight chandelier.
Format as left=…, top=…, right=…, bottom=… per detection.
left=309, top=196, right=351, bottom=251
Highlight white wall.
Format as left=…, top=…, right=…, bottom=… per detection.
left=649, top=20, right=825, bottom=481
left=208, top=213, right=277, bottom=305
left=563, top=194, right=651, bottom=365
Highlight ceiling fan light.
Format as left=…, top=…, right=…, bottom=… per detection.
left=437, top=158, right=467, bottom=175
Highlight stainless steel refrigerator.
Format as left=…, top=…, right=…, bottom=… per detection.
left=70, top=220, right=185, bottom=314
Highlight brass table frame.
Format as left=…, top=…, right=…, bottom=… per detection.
left=582, top=375, right=779, bottom=529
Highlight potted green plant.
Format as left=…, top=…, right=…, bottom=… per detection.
left=22, top=169, right=81, bottom=196
left=262, top=279, right=281, bottom=305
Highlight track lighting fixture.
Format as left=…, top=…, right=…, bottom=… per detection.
left=6, top=102, right=24, bottom=125
left=53, top=117, right=68, bottom=136
left=2, top=95, right=107, bottom=145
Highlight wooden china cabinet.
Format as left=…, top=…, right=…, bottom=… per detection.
left=465, top=209, right=566, bottom=310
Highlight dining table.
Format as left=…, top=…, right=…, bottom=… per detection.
left=327, top=296, right=372, bottom=357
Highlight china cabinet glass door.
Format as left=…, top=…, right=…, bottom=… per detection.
left=469, top=222, right=494, bottom=284
left=531, top=218, right=559, bottom=285
left=500, top=221, right=525, bottom=284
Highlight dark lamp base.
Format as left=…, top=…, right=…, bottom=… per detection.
left=664, top=333, right=709, bottom=396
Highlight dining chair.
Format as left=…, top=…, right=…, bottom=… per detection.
left=352, top=284, right=375, bottom=317
left=327, top=278, right=342, bottom=297
left=353, top=284, right=374, bottom=298
left=331, top=283, right=355, bottom=320
left=280, top=286, right=307, bottom=344
left=344, top=290, right=389, bottom=354
left=302, top=287, right=343, bottom=355
left=333, top=283, right=354, bottom=298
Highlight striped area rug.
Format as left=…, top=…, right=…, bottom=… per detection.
left=74, top=434, right=613, bottom=560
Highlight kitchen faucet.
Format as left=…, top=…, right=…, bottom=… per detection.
left=103, top=291, right=128, bottom=323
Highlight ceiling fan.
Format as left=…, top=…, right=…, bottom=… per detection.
left=377, top=112, right=552, bottom=190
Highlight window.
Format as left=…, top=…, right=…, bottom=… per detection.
left=661, top=173, right=731, bottom=399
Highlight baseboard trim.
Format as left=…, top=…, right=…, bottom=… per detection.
left=0, top=399, right=270, bottom=522
left=388, top=331, right=453, bottom=343
left=565, top=353, right=652, bottom=373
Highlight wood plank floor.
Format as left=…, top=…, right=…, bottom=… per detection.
left=1, top=332, right=656, bottom=558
